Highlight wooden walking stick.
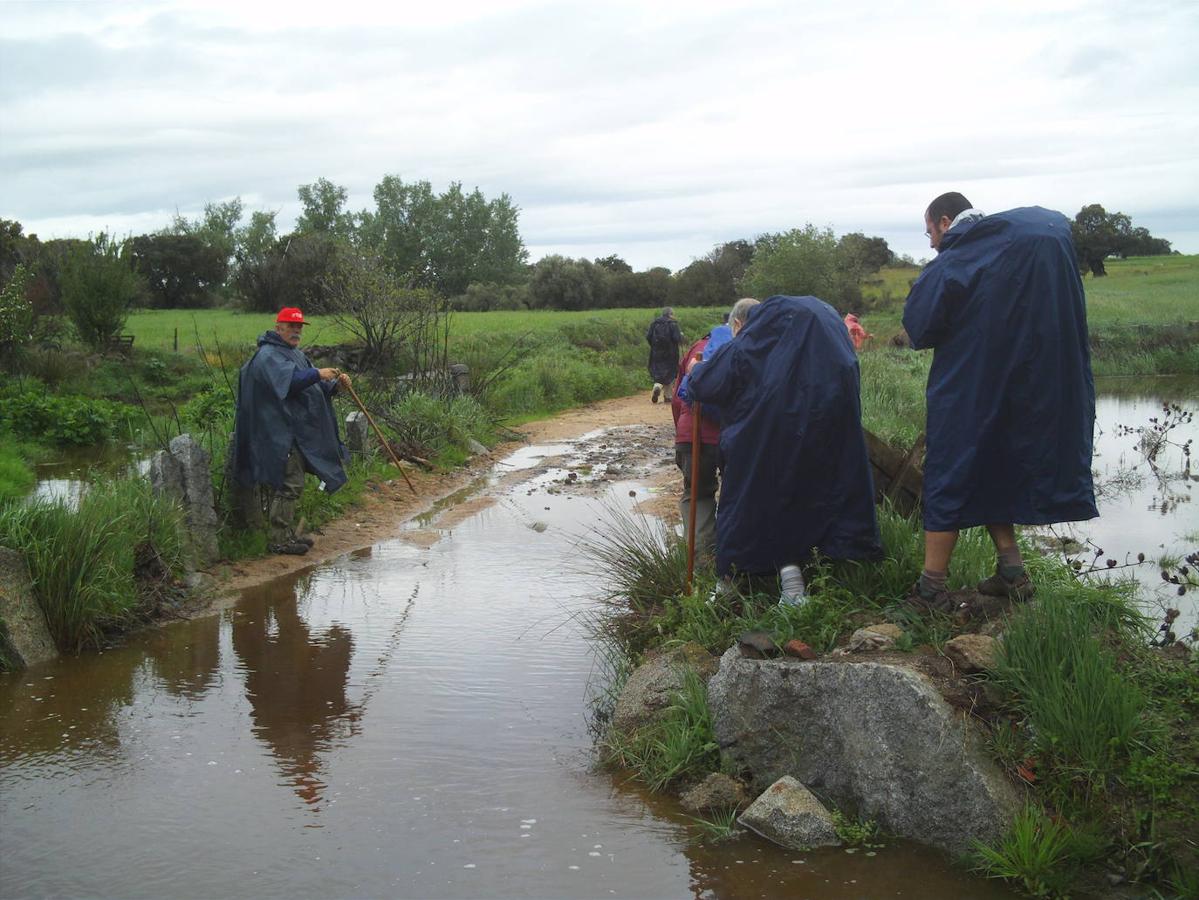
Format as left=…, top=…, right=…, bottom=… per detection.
left=342, top=379, right=417, bottom=495
left=686, top=399, right=702, bottom=592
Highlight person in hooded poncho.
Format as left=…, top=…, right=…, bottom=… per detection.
left=686, top=295, right=881, bottom=588
left=232, top=307, right=352, bottom=555
left=646, top=306, right=683, bottom=403
left=903, top=193, right=1097, bottom=612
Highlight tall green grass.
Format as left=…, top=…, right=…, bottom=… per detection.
left=0, top=479, right=188, bottom=652
left=0, top=437, right=35, bottom=503
left=602, top=668, right=720, bottom=792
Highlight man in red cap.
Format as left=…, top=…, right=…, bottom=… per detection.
left=232, top=307, right=352, bottom=555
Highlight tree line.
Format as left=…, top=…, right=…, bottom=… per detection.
left=0, top=183, right=1176, bottom=359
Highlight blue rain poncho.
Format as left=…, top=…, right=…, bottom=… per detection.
left=902, top=206, right=1098, bottom=532
left=232, top=331, right=348, bottom=493
left=687, top=296, right=881, bottom=577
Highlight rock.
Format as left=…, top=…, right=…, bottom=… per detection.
left=783, top=639, right=817, bottom=660
left=738, top=630, right=780, bottom=659
left=680, top=773, right=751, bottom=813
left=737, top=776, right=841, bottom=850
left=449, top=363, right=470, bottom=394
left=529, top=521, right=548, bottom=533
left=345, top=411, right=370, bottom=455
left=708, top=649, right=1021, bottom=854
left=184, top=572, right=217, bottom=595
left=151, top=434, right=220, bottom=565
left=611, top=641, right=719, bottom=735
left=840, top=622, right=904, bottom=653
left=944, top=634, right=1000, bottom=673
left=0, top=547, right=56, bottom=669
left=467, top=438, right=489, bottom=457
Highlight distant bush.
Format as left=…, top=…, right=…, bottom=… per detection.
left=59, top=233, right=141, bottom=350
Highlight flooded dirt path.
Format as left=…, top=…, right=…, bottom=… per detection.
left=1, top=394, right=1014, bottom=899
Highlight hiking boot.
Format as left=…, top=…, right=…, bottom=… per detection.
left=651, top=383, right=662, bottom=404
left=906, top=575, right=955, bottom=614
left=977, top=564, right=1035, bottom=601
left=270, top=539, right=310, bottom=556
left=295, top=534, right=316, bottom=548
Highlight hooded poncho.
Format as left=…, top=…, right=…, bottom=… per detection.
left=232, top=330, right=348, bottom=493
left=646, top=313, right=683, bottom=384
left=687, top=295, right=881, bottom=576
left=902, top=206, right=1098, bottom=531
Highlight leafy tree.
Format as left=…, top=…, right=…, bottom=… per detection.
left=450, top=281, right=530, bottom=311
left=233, top=231, right=344, bottom=313
left=837, top=232, right=894, bottom=275
left=595, top=254, right=633, bottom=275
left=528, top=255, right=609, bottom=310
left=126, top=233, right=228, bottom=308
left=1071, top=204, right=1171, bottom=276
left=707, top=239, right=755, bottom=302
left=296, top=178, right=356, bottom=239
left=170, top=197, right=244, bottom=266
left=360, top=175, right=528, bottom=296
left=59, top=234, right=142, bottom=350
left=668, top=259, right=724, bottom=308
left=0, top=264, right=34, bottom=362
left=740, top=224, right=862, bottom=313
left=0, top=219, right=29, bottom=285
left=1123, top=226, right=1172, bottom=258
left=1072, top=204, right=1130, bottom=277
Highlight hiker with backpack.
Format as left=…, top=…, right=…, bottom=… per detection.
left=646, top=306, right=683, bottom=403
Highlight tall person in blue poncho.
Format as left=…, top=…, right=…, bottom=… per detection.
left=686, top=295, right=881, bottom=599
left=904, top=193, right=1098, bottom=613
left=233, top=307, right=352, bottom=556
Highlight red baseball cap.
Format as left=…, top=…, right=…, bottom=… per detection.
left=276, top=307, right=305, bottom=324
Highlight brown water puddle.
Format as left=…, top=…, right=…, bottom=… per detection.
left=1, top=426, right=1017, bottom=899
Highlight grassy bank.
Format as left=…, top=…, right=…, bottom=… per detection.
left=585, top=502, right=1199, bottom=897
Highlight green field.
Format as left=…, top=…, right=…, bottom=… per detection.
left=127, top=254, right=1196, bottom=354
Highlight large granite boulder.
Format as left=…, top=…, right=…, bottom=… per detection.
left=149, top=434, right=219, bottom=565
left=611, top=641, right=719, bottom=735
left=707, top=648, right=1021, bottom=854
left=0, top=547, right=56, bottom=669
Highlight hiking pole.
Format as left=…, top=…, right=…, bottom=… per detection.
left=341, top=379, right=417, bottom=495
left=686, top=400, right=702, bottom=592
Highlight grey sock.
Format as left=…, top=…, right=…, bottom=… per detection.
left=920, top=569, right=948, bottom=592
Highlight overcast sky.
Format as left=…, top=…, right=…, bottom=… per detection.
left=2, top=0, right=1196, bottom=270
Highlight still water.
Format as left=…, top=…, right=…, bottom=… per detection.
left=1060, top=376, right=1199, bottom=635
left=0, top=433, right=1013, bottom=899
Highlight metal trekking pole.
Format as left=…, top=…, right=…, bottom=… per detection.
left=341, top=379, right=417, bottom=495
left=686, top=399, right=702, bottom=592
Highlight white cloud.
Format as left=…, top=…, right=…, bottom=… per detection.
left=1, top=0, right=1196, bottom=269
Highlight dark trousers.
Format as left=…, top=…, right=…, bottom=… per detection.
left=675, top=441, right=721, bottom=560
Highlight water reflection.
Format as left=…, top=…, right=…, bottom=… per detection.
left=231, top=575, right=360, bottom=812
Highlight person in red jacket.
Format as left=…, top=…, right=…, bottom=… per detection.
left=672, top=331, right=724, bottom=561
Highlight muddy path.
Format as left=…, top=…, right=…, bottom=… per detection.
left=216, top=392, right=682, bottom=601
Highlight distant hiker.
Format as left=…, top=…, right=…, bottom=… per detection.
left=671, top=306, right=738, bottom=561
left=232, top=307, right=352, bottom=556
left=687, top=296, right=881, bottom=599
left=843, top=313, right=872, bottom=351
left=646, top=306, right=683, bottom=403
left=904, top=193, right=1097, bottom=613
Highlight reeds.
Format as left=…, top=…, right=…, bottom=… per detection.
left=0, top=478, right=187, bottom=652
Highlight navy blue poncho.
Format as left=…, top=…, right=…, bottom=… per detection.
left=687, top=296, right=881, bottom=577
left=903, top=206, right=1098, bottom=532
left=233, top=331, right=348, bottom=493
